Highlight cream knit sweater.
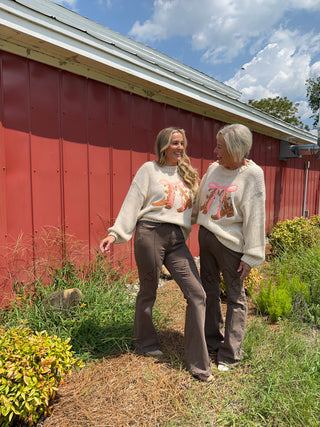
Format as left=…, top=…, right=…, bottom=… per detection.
left=195, top=160, right=266, bottom=267
left=108, top=161, right=195, bottom=242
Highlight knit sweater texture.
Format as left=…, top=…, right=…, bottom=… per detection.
left=195, top=160, right=266, bottom=267
left=108, top=161, right=195, bottom=242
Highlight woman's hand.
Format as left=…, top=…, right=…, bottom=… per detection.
left=237, top=261, right=251, bottom=280
left=99, top=235, right=116, bottom=254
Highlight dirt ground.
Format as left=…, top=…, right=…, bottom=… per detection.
left=38, top=280, right=257, bottom=427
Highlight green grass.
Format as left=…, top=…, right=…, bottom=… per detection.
left=216, top=319, right=320, bottom=426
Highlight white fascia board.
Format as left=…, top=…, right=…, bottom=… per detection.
left=0, top=0, right=317, bottom=146
left=1, top=0, right=239, bottom=98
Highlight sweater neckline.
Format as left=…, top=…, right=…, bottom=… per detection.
left=153, top=161, right=178, bottom=172
left=216, top=159, right=252, bottom=174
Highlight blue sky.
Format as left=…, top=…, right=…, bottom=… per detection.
left=53, top=0, right=320, bottom=132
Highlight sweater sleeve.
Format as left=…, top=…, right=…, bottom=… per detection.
left=192, top=168, right=209, bottom=225
left=108, top=166, right=148, bottom=243
left=191, top=192, right=199, bottom=225
left=240, top=169, right=266, bottom=267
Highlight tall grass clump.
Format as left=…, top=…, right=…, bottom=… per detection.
left=0, top=253, right=141, bottom=362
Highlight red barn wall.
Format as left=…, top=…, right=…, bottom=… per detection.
left=0, top=51, right=319, bottom=303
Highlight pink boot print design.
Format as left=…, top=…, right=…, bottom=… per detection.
left=152, top=180, right=192, bottom=212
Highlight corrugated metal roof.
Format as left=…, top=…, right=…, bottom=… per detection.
left=0, top=0, right=317, bottom=145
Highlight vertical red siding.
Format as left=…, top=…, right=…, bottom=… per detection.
left=61, top=73, right=90, bottom=256
left=87, top=81, right=111, bottom=255
left=109, top=86, right=134, bottom=268
left=1, top=54, right=34, bottom=303
left=2, top=54, right=33, bottom=239
left=1, top=50, right=320, bottom=303
left=29, top=61, right=63, bottom=270
left=0, top=54, right=7, bottom=299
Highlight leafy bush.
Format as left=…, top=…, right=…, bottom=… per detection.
left=309, top=214, right=320, bottom=228
left=220, top=268, right=262, bottom=297
left=243, top=268, right=263, bottom=296
left=0, top=326, right=83, bottom=426
left=267, top=217, right=320, bottom=256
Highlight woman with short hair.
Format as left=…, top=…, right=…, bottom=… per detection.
left=195, top=123, right=266, bottom=371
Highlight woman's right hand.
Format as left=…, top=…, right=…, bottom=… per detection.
left=99, top=235, right=116, bottom=254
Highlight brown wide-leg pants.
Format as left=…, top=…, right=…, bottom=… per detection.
left=134, top=221, right=211, bottom=377
left=199, top=226, right=247, bottom=365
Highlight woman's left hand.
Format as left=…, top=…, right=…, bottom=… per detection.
left=237, top=261, right=251, bottom=280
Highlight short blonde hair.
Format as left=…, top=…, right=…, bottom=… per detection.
left=218, top=124, right=252, bottom=163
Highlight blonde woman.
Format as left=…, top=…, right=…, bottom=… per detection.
left=100, top=127, right=213, bottom=382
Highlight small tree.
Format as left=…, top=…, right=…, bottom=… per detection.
left=305, top=75, right=320, bottom=128
left=248, top=96, right=309, bottom=131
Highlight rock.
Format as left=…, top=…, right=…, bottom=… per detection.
left=43, top=288, right=84, bottom=311
left=160, top=265, right=172, bottom=280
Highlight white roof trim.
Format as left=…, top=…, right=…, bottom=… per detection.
left=0, top=0, right=317, bottom=145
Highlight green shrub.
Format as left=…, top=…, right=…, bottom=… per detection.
left=0, top=326, right=83, bottom=426
left=309, top=214, right=320, bottom=228
left=268, top=217, right=320, bottom=256
left=256, top=273, right=310, bottom=322
left=256, top=279, right=292, bottom=321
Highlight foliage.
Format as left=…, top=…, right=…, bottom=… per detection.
left=243, top=267, right=263, bottom=296
left=266, top=244, right=320, bottom=326
left=256, top=216, right=320, bottom=323
left=305, top=75, right=320, bottom=127
left=0, top=255, right=138, bottom=361
left=248, top=96, right=310, bottom=130
left=256, top=273, right=310, bottom=322
left=220, top=267, right=262, bottom=297
left=267, top=216, right=320, bottom=256
left=0, top=326, right=83, bottom=426
left=309, top=214, right=320, bottom=228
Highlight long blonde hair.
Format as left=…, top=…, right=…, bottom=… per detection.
left=155, top=127, right=199, bottom=194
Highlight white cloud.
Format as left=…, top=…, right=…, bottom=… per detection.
left=130, top=19, right=166, bottom=41
left=310, top=61, right=320, bottom=77
left=296, top=100, right=312, bottom=121
left=127, top=0, right=320, bottom=130
left=225, top=29, right=320, bottom=104
left=97, top=0, right=112, bottom=8
left=129, top=0, right=320, bottom=64
left=129, top=0, right=212, bottom=42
